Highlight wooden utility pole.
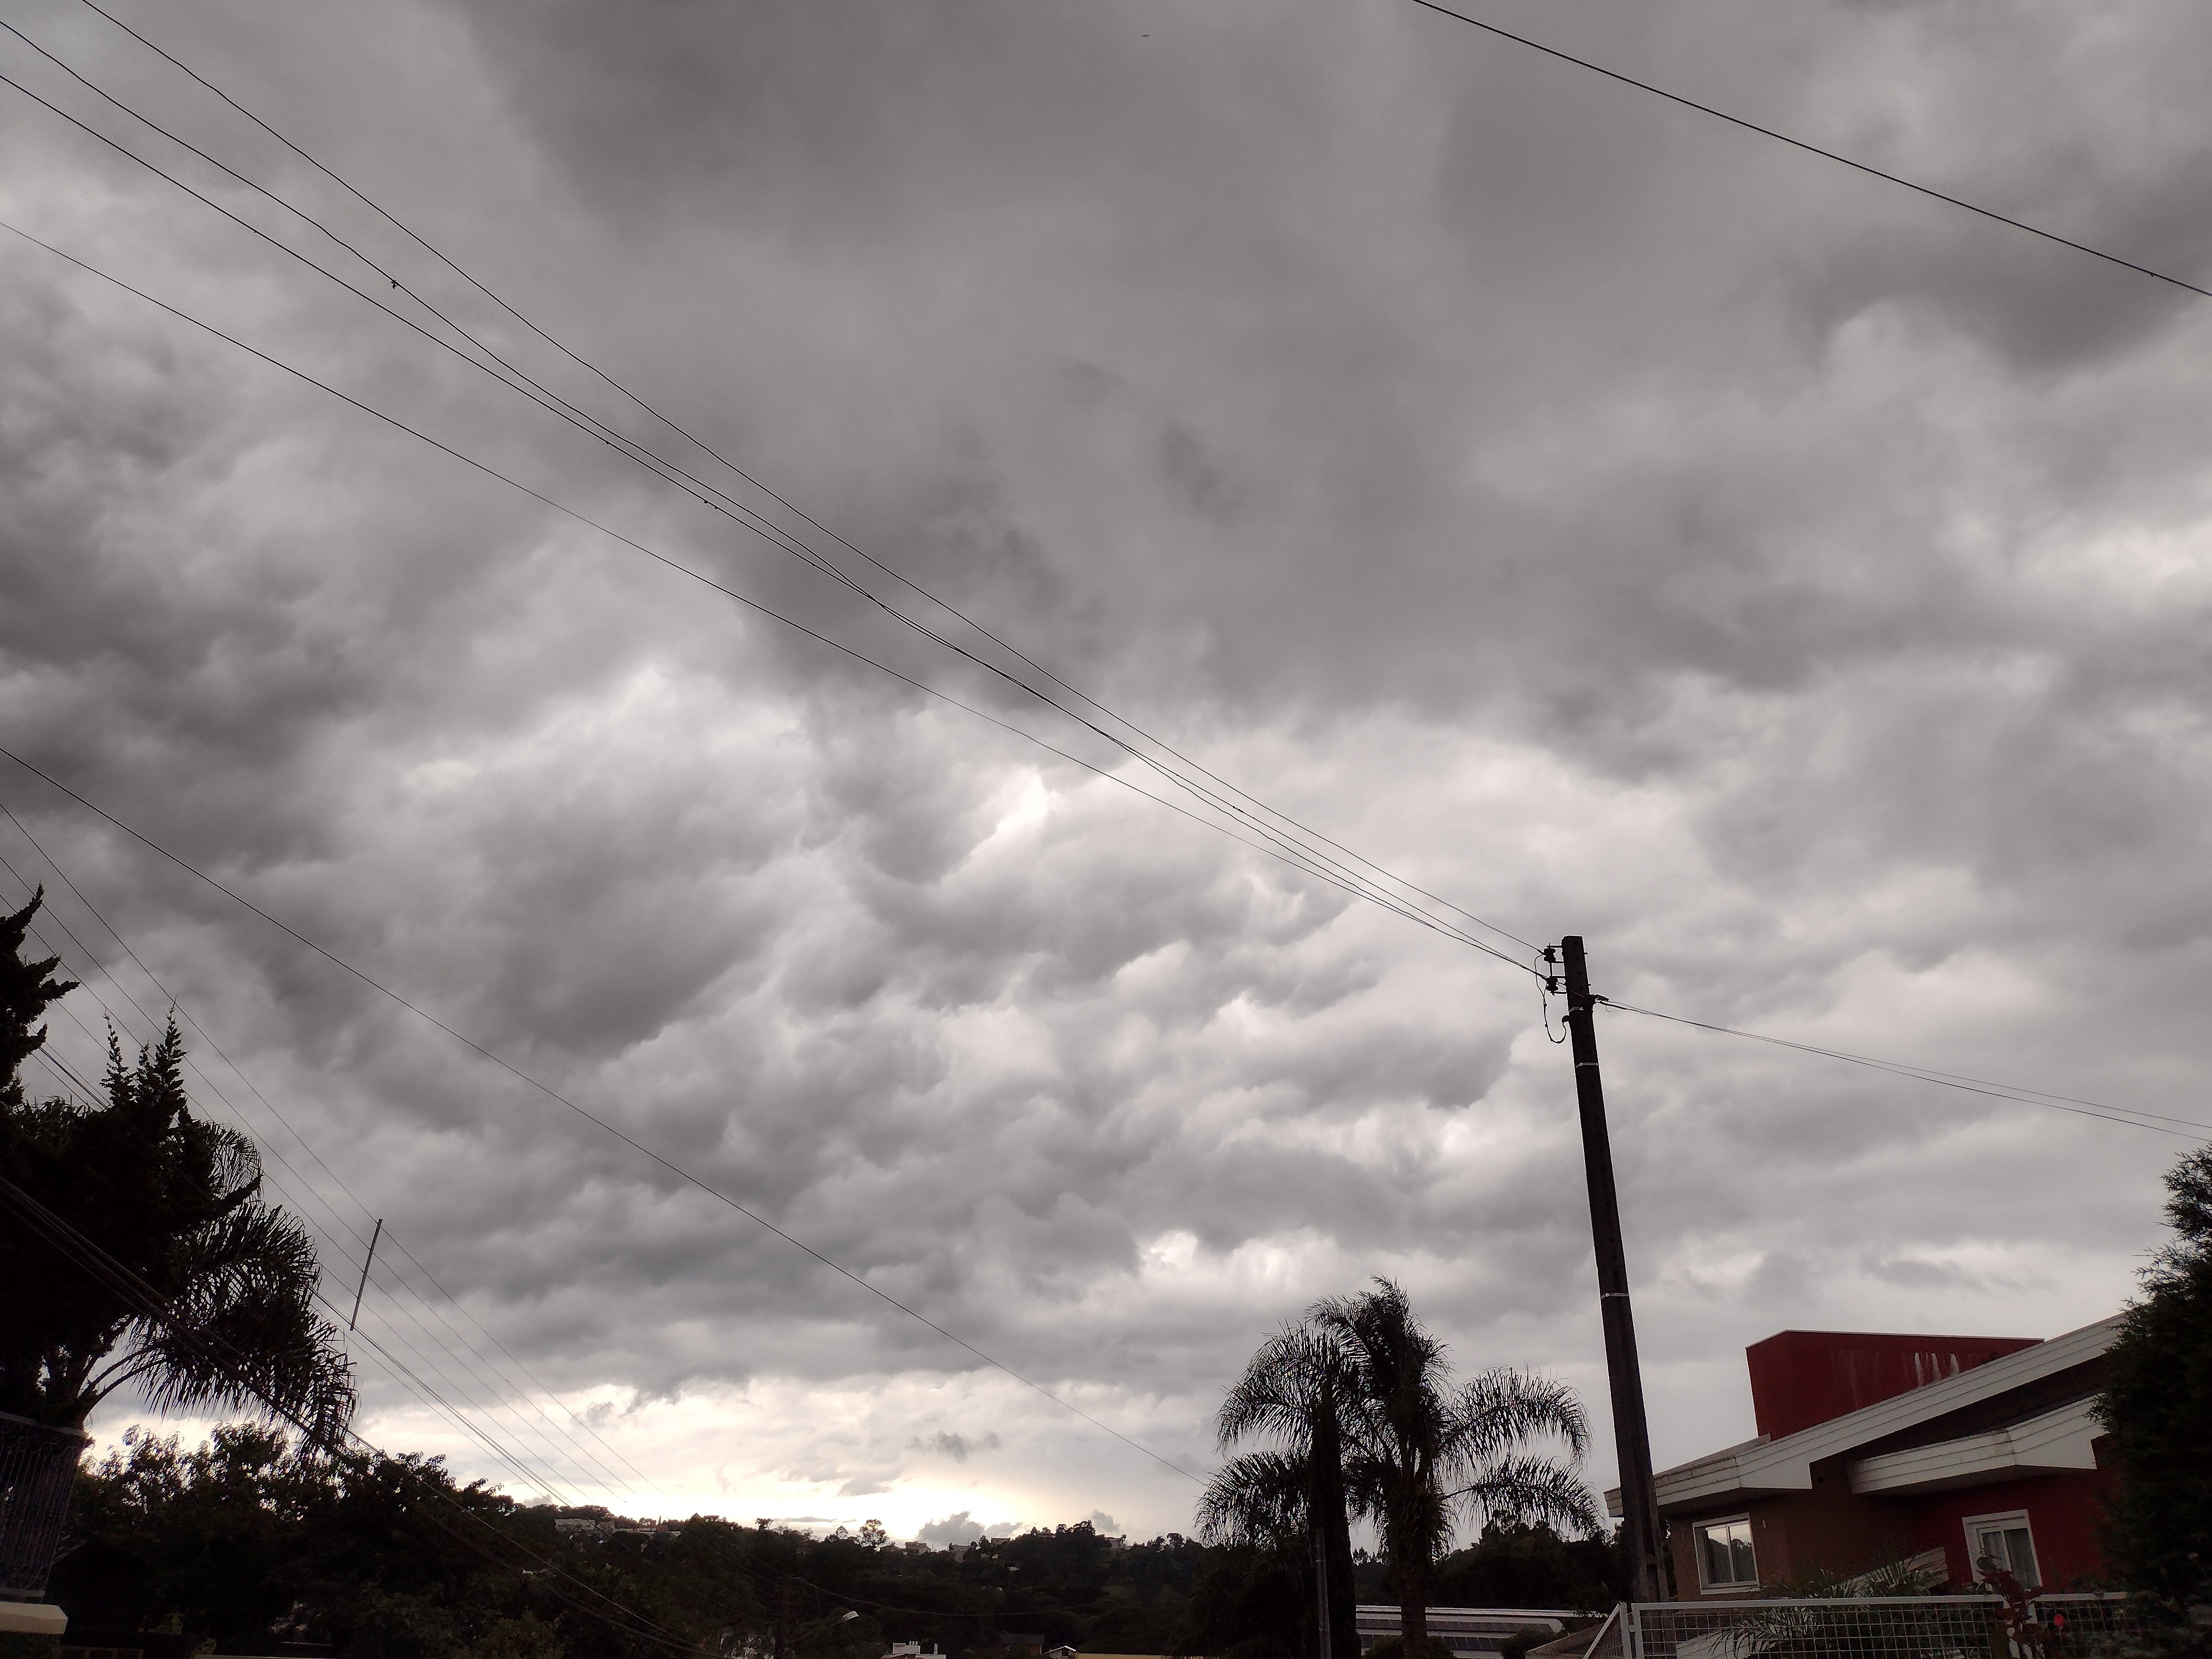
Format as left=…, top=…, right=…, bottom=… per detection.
left=1557, top=935, right=1666, bottom=1604
left=348, top=1218, right=383, bottom=1330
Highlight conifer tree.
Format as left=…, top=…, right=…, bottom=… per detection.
left=0, top=890, right=353, bottom=1441
left=2099, top=1146, right=2212, bottom=1645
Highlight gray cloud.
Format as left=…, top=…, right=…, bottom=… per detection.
left=914, top=1511, right=1020, bottom=1547
left=909, top=1431, right=1001, bottom=1465
left=3, top=0, right=2206, bottom=1536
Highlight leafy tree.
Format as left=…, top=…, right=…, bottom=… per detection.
left=1201, top=1322, right=1358, bottom=1659
left=61, top=1424, right=535, bottom=1657
left=62, top=1413, right=1233, bottom=1659
left=1432, top=1522, right=1625, bottom=1612
left=2098, top=1144, right=2212, bottom=1648
left=1314, top=1280, right=1597, bottom=1659
left=0, top=890, right=354, bottom=1440
left=1177, top=1546, right=1313, bottom=1659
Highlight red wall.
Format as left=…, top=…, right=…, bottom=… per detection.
left=1746, top=1331, right=2043, bottom=1441
left=1906, top=1457, right=2117, bottom=1590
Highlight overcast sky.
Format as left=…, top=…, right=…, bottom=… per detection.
left=5, top=0, right=2210, bottom=1542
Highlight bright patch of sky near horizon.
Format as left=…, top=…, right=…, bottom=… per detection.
left=6, top=0, right=2211, bottom=1539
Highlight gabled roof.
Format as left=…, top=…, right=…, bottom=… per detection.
left=1606, top=1314, right=2120, bottom=1517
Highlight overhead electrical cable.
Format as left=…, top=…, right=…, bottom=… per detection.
left=0, top=745, right=1203, bottom=1486
left=7, top=4, right=2181, bottom=1385
left=1605, top=1000, right=2212, bottom=1140
left=0, top=1013, right=584, bottom=1510
left=1406, top=0, right=2212, bottom=303
left=0, top=48, right=1522, bottom=974
left=0, top=1171, right=715, bottom=1657
left=0, top=853, right=666, bottom=1509
left=0, top=823, right=663, bottom=1506
left=0, top=817, right=671, bottom=1506
left=0, top=212, right=1524, bottom=975
left=25, top=4, right=1540, bottom=962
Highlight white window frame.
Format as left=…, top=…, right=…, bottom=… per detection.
left=1693, top=1514, right=1760, bottom=1592
left=1962, top=1509, right=2039, bottom=1586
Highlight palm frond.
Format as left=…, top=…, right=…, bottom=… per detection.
left=1196, top=1449, right=1311, bottom=1548
left=1452, top=1368, right=1590, bottom=1463
left=1454, top=1454, right=1600, bottom=1535
left=130, top=1200, right=355, bottom=1448
left=1217, top=1324, right=1345, bottom=1451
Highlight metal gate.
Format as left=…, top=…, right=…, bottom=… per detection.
left=0, top=1410, right=89, bottom=1600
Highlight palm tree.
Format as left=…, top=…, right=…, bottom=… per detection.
left=1316, top=1280, right=1597, bottom=1659
left=1200, top=1324, right=1359, bottom=1659
left=1, top=895, right=354, bottom=1444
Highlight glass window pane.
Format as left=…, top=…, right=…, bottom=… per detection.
left=1728, top=1529, right=1757, bottom=1585
left=2004, top=1528, right=2038, bottom=1585
left=1701, top=1530, right=1729, bottom=1583
left=1699, top=1521, right=1755, bottom=1587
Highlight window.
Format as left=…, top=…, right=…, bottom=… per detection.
left=1964, top=1511, right=2040, bottom=1588
left=1695, top=1516, right=1759, bottom=1589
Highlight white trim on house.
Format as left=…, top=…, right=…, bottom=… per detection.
left=1962, top=1509, right=2040, bottom=1585
left=1606, top=1316, right=2120, bottom=1518
left=0, top=1604, right=66, bottom=1637
left=1846, top=1398, right=2101, bottom=1495
left=1690, top=1514, right=1760, bottom=1592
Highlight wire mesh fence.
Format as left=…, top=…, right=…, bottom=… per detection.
left=0, top=1409, right=89, bottom=1599
left=1623, top=1594, right=2132, bottom=1659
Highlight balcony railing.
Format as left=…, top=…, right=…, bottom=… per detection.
left=0, top=1411, right=89, bottom=1600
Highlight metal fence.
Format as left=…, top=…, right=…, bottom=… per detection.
left=1621, top=1595, right=2132, bottom=1659
left=0, top=1410, right=89, bottom=1600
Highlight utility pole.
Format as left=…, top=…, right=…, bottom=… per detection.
left=1555, top=936, right=1666, bottom=1604
left=348, top=1218, right=383, bottom=1331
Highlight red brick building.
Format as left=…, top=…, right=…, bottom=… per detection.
left=1613, top=1317, right=2119, bottom=1599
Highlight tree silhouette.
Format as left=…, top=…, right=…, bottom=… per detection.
left=1201, top=1322, right=1359, bottom=1659
left=1315, top=1280, right=1596, bottom=1659
left=2098, top=1144, right=2212, bottom=1644
left=0, top=891, right=353, bottom=1442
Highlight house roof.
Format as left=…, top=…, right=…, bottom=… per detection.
left=1606, top=1314, right=2119, bottom=1517
left=1847, top=1396, right=2101, bottom=1496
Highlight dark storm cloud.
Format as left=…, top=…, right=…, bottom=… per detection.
left=4, top=0, right=2210, bottom=1529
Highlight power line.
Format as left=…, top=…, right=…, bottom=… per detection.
left=1603, top=999, right=2212, bottom=1140
left=2, top=905, right=592, bottom=1510
left=0, top=1169, right=713, bottom=1656
left=0, top=818, right=664, bottom=1506
left=1406, top=0, right=2212, bottom=304
left=0, top=748, right=1203, bottom=1486
left=18, top=3, right=2188, bottom=1465
left=0, top=211, right=1525, bottom=973
left=52, top=0, right=1540, bottom=960
left=15, top=6, right=1540, bottom=964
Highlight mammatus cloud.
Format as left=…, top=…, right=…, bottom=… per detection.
left=1, top=0, right=2205, bottom=1538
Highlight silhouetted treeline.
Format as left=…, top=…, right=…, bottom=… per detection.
left=55, top=1425, right=1204, bottom=1659
left=55, top=1426, right=1620, bottom=1659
